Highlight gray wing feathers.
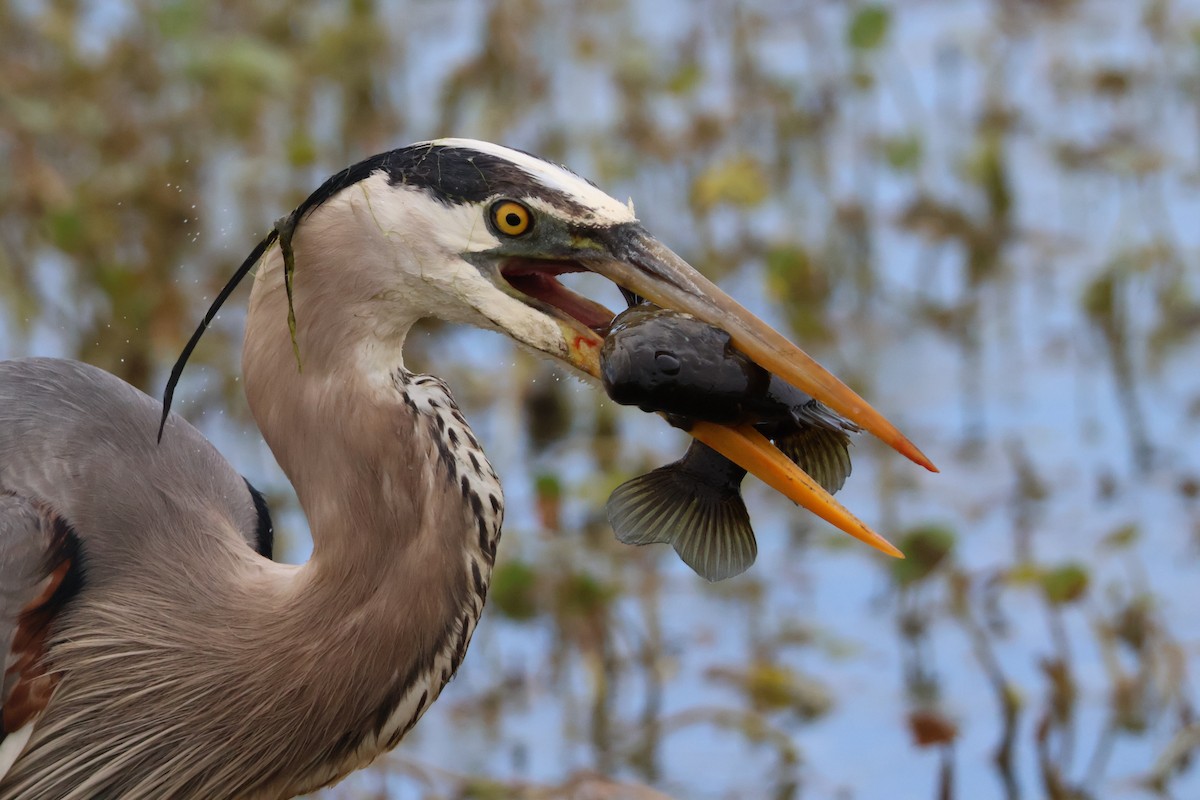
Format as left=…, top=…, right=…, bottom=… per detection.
left=0, top=358, right=263, bottom=572
left=0, top=358, right=269, bottom=787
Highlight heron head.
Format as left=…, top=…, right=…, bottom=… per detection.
left=168, top=139, right=935, bottom=554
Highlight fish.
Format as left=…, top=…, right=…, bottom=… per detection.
left=600, top=304, right=859, bottom=581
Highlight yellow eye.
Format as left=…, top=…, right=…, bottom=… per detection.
left=491, top=200, right=532, bottom=237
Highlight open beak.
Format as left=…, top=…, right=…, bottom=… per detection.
left=569, top=225, right=937, bottom=558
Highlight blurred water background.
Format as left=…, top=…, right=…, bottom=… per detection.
left=3, top=1, right=1200, bottom=798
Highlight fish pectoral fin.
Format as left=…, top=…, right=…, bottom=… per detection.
left=606, top=465, right=757, bottom=582
left=776, top=426, right=854, bottom=495
left=789, top=399, right=862, bottom=433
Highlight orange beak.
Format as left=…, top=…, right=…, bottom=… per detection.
left=575, top=225, right=937, bottom=558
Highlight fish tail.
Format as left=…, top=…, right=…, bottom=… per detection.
left=606, top=464, right=756, bottom=582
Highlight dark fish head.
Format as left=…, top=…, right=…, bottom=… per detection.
left=600, top=306, right=769, bottom=422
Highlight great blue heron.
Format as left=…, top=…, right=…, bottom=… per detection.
left=0, top=139, right=934, bottom=798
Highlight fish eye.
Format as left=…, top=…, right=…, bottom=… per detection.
left=491, top=200, right=532, bottom=237
left=654, top=351, right=681, bottom=375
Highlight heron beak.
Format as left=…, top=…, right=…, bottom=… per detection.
left=573, top=225, right=937, bottom=558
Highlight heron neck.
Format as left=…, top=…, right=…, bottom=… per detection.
left=238, top=264, right=502, bottom=789
left=242, top=259, right=500, bottom=579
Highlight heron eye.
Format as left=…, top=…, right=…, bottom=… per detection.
left=491, top=200, right=532, bottom=237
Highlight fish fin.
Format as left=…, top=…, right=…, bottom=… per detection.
left=607, top=465, right=757, bottom=581
left=776, top=425, right=854, bottom=495
left=790, top=400, right=862, bottom=434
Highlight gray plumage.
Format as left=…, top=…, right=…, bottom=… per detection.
left=0, top=356, right=495, bottom=798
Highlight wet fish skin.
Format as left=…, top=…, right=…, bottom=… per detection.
left=600, top=304, right=770, bottom=423
left=602, top=305, right=859, bottom=580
